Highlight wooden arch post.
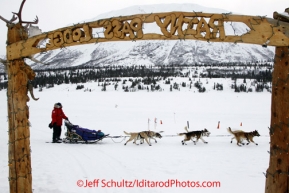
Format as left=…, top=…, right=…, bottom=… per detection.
left=7, top=55, right=35, bottom=193
left=1, top=2, right=289, bottom=192
left=1, top=1, right=38, bottom=193
left=265, top=46, right=289, bottom=193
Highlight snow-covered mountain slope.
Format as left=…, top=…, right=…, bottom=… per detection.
left=27, top=3, right=275, bottom=69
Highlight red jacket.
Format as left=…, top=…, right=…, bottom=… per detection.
left=51, top=107, right=67, bottom=126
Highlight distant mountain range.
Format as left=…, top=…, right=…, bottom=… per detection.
left=4, top=4, right=276, bottom=71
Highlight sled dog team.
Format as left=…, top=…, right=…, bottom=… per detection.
left=50, top=102, right=260, bottom=146
left=124, top=127, right=260, bottom=147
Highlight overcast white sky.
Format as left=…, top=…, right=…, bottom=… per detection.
left=0, top=0, right=287, bottom=56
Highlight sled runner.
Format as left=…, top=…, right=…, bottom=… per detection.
left=63, top=120, right=109, bottom=144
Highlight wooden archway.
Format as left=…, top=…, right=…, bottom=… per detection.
left=1, top=1, right=289, bottom=192
left=6, top=11, right=289, bottom=60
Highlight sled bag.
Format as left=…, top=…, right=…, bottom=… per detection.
left=74, top=126, right=104, bottom=141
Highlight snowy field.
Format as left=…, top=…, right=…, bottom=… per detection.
left=0, top=78, right=271, bottom=193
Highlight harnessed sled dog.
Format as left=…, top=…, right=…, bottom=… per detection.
left=227, top=127, right=260, bottom=146
left=178, top=127, right=211, bottom=145
left=123, top=131, right=163, bottom=146
left=139, top=131, right=163, bottom=144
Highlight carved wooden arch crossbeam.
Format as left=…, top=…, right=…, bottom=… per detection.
left=7, top=11, right=289, bottom=60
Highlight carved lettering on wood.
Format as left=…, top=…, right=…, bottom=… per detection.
left=6, top=12, right=289, bottom=60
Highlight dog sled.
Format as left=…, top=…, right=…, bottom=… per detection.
left=63, top=120, right=109, bottom=144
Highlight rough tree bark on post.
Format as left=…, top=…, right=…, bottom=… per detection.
left=0, top=1, right=39, bottom=192
left=265, top=9, right=289, bottom=193
left=265, top=46, right=289, bottom=193
left=7, top=57, right=35, bottom=193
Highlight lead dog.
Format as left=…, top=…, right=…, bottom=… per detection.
left=227, top=127, right=260, bottom=146
left=123, top=131, right=153, bottom=146
left=178, top=127, right=211, bottom=145
left=139, top=131, right=163, bottom=144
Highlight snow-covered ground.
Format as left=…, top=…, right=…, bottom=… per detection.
left=0, top=78, right=271, bottom=193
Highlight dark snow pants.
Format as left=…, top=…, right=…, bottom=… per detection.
left=52, top=125, right=62, bottom=141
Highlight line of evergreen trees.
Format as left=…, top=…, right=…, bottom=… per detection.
left=0, top=62, right=273, bottom=90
